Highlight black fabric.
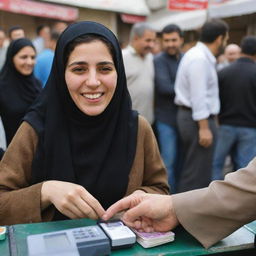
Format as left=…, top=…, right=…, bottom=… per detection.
left=0, top=38, right=42, bottom=145
left=218, top=57, right=256, bottom=127
left=24, top=21, right=138, bottom=219
left=154, top=52, right=183, bottom=127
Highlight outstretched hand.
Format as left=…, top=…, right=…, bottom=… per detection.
left=103, top=193, right=179, bottom=232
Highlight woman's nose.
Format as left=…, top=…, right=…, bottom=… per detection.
left=26, top=57, right=34, bottom=66
left=85, top=70, right=100, bottom=87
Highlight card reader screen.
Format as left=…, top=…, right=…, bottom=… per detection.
left=44, top=232, right=70, bottom=250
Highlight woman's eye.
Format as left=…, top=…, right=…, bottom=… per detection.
left=72, top=67, right=86, bottom=73
left=99, top=66, right=113, bottom=73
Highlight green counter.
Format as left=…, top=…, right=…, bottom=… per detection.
left=0, top=219, right=255, bottom=256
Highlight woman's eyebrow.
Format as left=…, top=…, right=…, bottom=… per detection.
left=68, top=61, right=114, bottom=67
left=97, top=61, right=114, bottom=66
left=67, top=61, right=87, bottom=67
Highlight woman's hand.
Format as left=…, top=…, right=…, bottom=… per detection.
left=41, top=181, right=105, bottom=220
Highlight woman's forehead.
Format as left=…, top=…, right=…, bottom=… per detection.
left=67, top=41, right=114, bottom=65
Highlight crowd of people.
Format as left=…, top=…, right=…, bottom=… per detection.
left=0, top=18, right=255, bottom=250
left=122, top=19, right=256, bottom=195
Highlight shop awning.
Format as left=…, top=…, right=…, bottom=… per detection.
left=0, top=0, right=78, bottom=21
left=209, top=0, right=256, bottom=18
left=147, top=0, right=256, bottom=31
left=147, top=8, right=207, bottom=31
left=40, top=0, right=150, bottom=16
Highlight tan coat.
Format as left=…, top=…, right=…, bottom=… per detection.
left=173, top=158, right=256, bottom=248
left=0, top=116, right=169, bottom=225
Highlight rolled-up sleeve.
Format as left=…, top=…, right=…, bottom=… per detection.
left=187, top=58, right=211, bottom=120
left=172, top=157, right=256, bottom=248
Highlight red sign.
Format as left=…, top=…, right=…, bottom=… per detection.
left=121, top=14, right=146, bottom=24
left=0, top=0, right=79, bottom=21
left=168, top=0, right=208, bottom=11
left=209, top=0, right=229, bottom=5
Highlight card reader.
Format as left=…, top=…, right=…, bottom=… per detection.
left=27, top=225, right=110, bottom=256
left=98, top=221, right=136, bottom=249
left=27, top=221, right=136, bottom=256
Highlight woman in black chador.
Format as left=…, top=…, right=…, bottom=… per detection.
left=0, top=21, right=168, bottom=225
left=0, top=38, right=41, bottom=155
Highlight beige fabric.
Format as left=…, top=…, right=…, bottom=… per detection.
left=122, top=46, right=155, bottom=124
left=0, top=116, right=169, bottom=225
left=173, top=158, right=256, bottom=248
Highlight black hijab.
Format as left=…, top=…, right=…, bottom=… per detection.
left=0, top=38, right=42, bottom=145
left=24, top=21, right=138, bottom=218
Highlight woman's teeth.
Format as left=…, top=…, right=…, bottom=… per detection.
left=83, top=93, right=102, bottom=99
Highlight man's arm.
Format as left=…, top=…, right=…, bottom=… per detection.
left=173, top=157, right=256, bottom=248
left=187, top=58, right=214, bottom=147
left=103, top=193, right=178, bottom=232
left=104, top=158, right=256, bottom=249
left=198, top=119, right=213, bottom=147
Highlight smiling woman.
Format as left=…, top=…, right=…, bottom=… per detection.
left=65, top=37, right=117, bottom=116
left=0, top=21, right=169, bottom=225
left=13, top=46, right=36, bottom=76
left=0, top=38, right=42, bottom=151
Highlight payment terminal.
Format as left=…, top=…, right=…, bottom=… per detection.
left=27, top=225, right=110, bottom=256
left=27, top=221, right=136, bottom=256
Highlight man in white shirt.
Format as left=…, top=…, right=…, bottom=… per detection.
left=122, top=23, right=156, bottom=124
left=174, top=19, right=229, bottom=192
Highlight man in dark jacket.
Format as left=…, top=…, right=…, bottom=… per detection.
left=212, top=36, right=256, bottom=180
left=154, top=24, right=184, bottom=192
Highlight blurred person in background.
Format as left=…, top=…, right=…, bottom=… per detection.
left=212, top=36, right=256, bottom=180
left=122, top=22, right=156, bottom=125
left=174, top=19, right=229, bottom=192
left=52, top=21, right=68, bottom=34
left=0, top=27, right=7, bottom=71
left=34, top=31, right=60, bottom=87
left=0, top=38, right=42, bottom=159
left=151, top=32, right=162, bottom=55
left=33, top=25, right=51, bottom=54
left=154, top=24, right=184, bottom=192
left=217, top=43, right=240, bottom=70
left=8, top=26, right=25, bottom=41
left=0, top=27, right=7, bottom=154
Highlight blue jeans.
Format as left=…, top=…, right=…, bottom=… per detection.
left=155, top=121, right=178, bottom=192
left=212, top=125, right=256, bottom=180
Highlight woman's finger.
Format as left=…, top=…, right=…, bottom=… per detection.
left=74, top=196, right=99, bottom=219
left=81, top=190, right=105, bottom=218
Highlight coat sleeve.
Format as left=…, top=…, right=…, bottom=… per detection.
left=126, top=116, right=169, bottom=195
left=172, top=157, right=256, bottom=249
left=0, top=122, right=54, bottom=225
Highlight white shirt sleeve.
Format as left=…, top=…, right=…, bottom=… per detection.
left=187, top=58, right=211, bottom=120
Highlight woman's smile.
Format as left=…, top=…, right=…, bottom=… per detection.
left=65, top=41, right=117, bottom=116
left=82, top=92, right=104, bottom=101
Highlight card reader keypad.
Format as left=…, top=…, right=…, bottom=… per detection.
left=72, top=227, right=100, bottom=241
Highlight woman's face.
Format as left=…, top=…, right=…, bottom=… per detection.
left=65, top=40, right=117, bottom=116
left=13, top=46, right=36, bottom=76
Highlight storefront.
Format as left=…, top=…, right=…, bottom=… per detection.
left=0, top=0, right=78, bottom=38
left=147, top=0, right=256, bottom=45
left=40, top=0, right=150, bottom=45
